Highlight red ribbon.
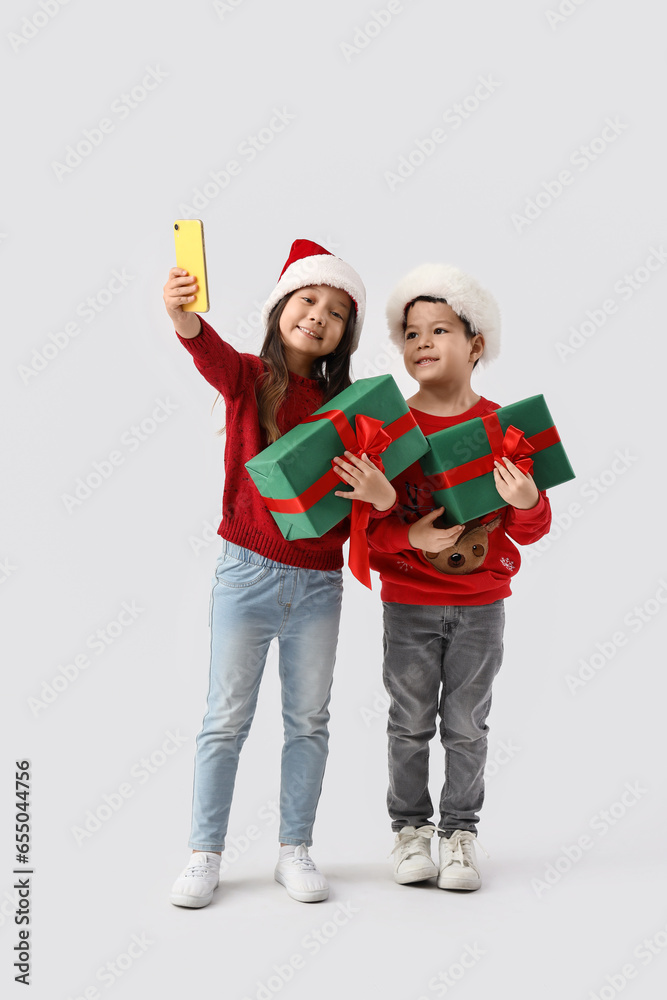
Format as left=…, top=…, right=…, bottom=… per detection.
left=337, top=414, right=392, bottom=590
left=426, top=413, right=560, bottom=492
left=262, top=410, right=415, bottom=588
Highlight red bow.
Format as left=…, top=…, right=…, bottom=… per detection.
left=335, top=415, right=392, bottom=589
left=262, top=408, right=415, bottom=588
left=482, top=414, right=535, bottom=476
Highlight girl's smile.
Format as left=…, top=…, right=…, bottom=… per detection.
left=296, top=324, right=323, bottom=341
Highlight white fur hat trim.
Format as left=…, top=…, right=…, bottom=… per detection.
left=386, top=263, right=501, bottom=364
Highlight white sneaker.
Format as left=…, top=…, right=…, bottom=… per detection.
left=274, top=845, right=329, bottom=902
left=170, top=852, right=221, bottom=908
left=391, top=826, right=439, bottom=884
left=437, top=830, right=484, bottom=891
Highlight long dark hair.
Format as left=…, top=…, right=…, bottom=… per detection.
left=255, top=290, right=356, bottom=443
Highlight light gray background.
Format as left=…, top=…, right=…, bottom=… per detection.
left=3, top=0, right=666, bottom=997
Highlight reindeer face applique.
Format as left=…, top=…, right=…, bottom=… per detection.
left=422, top=516, right=501, bottom=575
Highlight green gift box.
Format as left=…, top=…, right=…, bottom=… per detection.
left=245, top=374, right=429, bottom=540
left=419, top=394, right=576, bottom=526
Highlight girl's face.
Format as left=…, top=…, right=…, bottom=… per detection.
left=279, top=285, right=353, bottom=375
left=403, top=300, right=484, bottom=385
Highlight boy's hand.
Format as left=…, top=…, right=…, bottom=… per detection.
left=333, top=452, right=397, bottom=511
left=407, top=507, right=464, bottom=550
left=493, top=457, right=540, bottom=509
left=163, top=268, right=201, bottom=338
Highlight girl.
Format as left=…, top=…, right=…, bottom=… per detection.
left=164, top=239, right=395, bottom=907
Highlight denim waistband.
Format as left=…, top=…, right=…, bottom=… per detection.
left=221, top=539, right=329, bottom=573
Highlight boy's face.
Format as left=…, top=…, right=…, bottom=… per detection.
left=403, top=300, right=483, bottom=385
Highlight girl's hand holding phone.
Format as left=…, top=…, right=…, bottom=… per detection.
left=163, top=268, right=201, bottom=338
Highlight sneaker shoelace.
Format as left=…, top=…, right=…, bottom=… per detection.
left=185, top=857, right=217, bottom=879
left=286, top=851, right=318, bottom=872
left=437, top=829, right=489, bottom=870
left=390, top=827, right=436, bottom=861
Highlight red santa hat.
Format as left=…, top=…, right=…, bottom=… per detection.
left=386, top=263, right=501, bottom=365
left=261, top=239, right=366, bottom=351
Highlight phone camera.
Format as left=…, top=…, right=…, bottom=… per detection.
left=174, top=224, right=179, bottom=230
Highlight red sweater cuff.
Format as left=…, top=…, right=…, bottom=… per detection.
left=367, top=514, right=412, bottom=552
left=368, top=496, right=400, bottom=520
left=507, top=491, right=548, bottom=523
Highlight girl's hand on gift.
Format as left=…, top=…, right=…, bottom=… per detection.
left=333, top=452, right=397, bottom=511
left=407, top=507, right=465, bottom=550
left=493, top=458, right=539, bottom=509
left=163, top=268, right=202, bottom=338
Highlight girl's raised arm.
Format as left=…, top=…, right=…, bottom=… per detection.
left=164, top=266, right=257, bottom=400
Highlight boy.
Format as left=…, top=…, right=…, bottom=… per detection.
left=337, top=264, right=551, bottom=890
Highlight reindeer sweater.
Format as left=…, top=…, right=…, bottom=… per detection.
left=367, top=397, right=552, bottom=605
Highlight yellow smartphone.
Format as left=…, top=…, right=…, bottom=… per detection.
left=173, top=219, right=209, bottom=312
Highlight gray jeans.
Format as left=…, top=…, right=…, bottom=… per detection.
left=382, top=599, right=505, bottom=835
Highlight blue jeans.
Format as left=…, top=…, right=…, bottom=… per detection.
left=188, top=541, right=343, bottom=851
left=382, top=600, right=505, bottom=835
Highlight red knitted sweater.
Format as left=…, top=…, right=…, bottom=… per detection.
left=177, top=316, right=382, bottom=570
